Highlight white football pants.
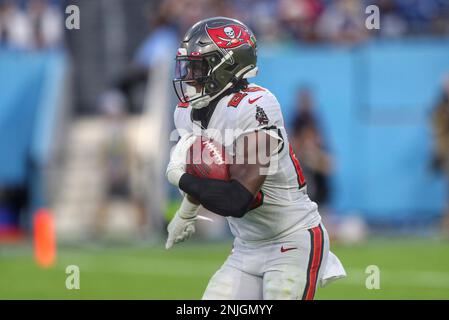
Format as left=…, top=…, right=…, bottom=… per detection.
left=202, top=224, right=329, bottom=300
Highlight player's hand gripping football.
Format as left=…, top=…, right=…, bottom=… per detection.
left=166, top=133, right=197, bottom=187
left=166, top=133, right=215, bottom=249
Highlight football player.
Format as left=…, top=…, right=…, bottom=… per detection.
left=166, top=17, right=336, bottom=300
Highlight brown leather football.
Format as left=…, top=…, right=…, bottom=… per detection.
left=186, top=137, right=230, bottom=181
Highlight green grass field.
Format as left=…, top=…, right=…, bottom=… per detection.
left=1, top=238, right=449, bottom=299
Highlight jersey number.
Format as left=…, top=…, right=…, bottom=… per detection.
left=227, top=87, right=266, bottom=108
left=227, top=93, right=248, bottom=108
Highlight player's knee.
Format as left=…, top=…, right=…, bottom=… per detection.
left=263, top=272, right=304, bottom=300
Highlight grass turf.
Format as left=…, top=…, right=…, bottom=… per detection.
left=0, top=238, right=448, bottom=299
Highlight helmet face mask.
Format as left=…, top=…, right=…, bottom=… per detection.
left=173, top=53, right=221, bottom=105
left=173, top=17, right=258, bottom=109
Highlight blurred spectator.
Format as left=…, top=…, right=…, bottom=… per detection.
left=113, top=4, right=179, bottom=113
left=239, top=0, right=281, bottom=44
left=278, top=0, right=323, bottom=43
left=133, top=10, right=178, bottom=69
left=431, top=0, right=449, bottom=35
left=290, top=87, right=332, bottom=207
left=0, top=0, right=32, bottom=49
left=0, top=0, right=62, bottom=50
left=396, top=0, right=444, bottom=35
left=316, top=0, right=369, bottom=45
left=375, top=0, right=407, bottom=38
left=431, top=75, right=449, bottom=234
left=26, top=0, right=63, bottom=49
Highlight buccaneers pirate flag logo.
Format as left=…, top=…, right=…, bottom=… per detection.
left=206, top=24, right=256, bottom=49
left=256, top=106, right=269, bottom=125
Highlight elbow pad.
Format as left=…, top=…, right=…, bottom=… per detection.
left=179, top=174, right=255, bottom=218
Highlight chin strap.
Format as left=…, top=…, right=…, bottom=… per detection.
left=190, top=64, right=258, bottom=110
left=190, top=82, right=233, bottom=109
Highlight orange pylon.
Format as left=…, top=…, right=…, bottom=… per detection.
left=33, top=209, right=56, bottom=268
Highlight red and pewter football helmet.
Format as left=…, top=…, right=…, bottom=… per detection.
left=173, top=17, right=258, bottom=109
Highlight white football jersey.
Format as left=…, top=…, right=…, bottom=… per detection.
left=174, top=83, right=321, bottom=241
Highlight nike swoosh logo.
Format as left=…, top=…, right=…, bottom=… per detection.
left=248, top=96, right=262, bottom=104
left=280, top=246, right=298, bottom=253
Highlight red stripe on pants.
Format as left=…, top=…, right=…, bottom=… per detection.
left=304, top=225, right=323, bottom=300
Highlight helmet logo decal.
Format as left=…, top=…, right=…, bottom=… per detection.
left=206, top=24, right=254, bottom=49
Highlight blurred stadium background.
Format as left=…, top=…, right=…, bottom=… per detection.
left=1, top=0, right=449, bottom=299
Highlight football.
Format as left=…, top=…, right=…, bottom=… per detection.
left=186, top=137, right=230, bottom=181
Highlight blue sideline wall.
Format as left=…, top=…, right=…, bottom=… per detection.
left=257, top=38, right=449, bottom=222
left=0, top=50, right=67, bottom=218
